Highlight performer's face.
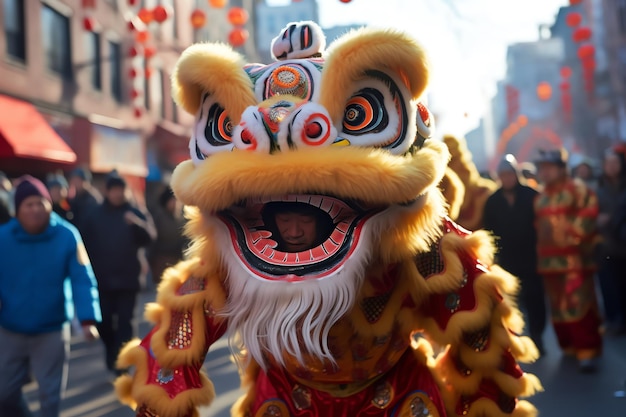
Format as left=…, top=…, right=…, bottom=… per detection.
left=274, top=211, right=318, bottom=252
left=537, top=162, right=564, bottom=186
left=106, top=185, right=127, bottom=207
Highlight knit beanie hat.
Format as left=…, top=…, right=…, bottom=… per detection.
left=14, top=175, right=52, bottom=212
left=46, top=174, right=69, bottom=190
left=70, top=167, right=92, bottom=182
left=105, top=170, right=127, bottom=189
left=533, top=148, right=568, bottom=167
left=497, top=154, right=520, bottom=174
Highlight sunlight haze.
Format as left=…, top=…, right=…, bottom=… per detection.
left=265, top=0, right=569, bottom=136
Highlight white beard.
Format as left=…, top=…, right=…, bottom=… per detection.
left=222, top=265, right=366, bottom=370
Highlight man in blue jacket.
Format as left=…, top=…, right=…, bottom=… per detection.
left=0, top=175, right=102, bottom=417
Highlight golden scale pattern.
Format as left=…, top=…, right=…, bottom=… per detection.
left=168, top=310, right=193, bottom=350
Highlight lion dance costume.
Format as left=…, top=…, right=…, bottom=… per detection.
left=116, top=22, right=541, bottom=417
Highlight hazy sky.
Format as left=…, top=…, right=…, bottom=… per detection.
left=266, top=0, right=569, bottom=135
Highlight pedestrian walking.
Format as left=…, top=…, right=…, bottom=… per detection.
left=81, top=170, right=156, bottom=375
left=0, top=175, right=101, bottom=417
left=533, top=148, right=603, bottom=373
left=148, top=186, right=188, bottom=284
left=596, top=146, right=626, bottom=335
left=0, top=171, right=12, bottom=224
left=483, top=154, right=547, bottom=353
left=47, top=173, right=73, bottom=222
left=67, top=167, right=101, bottom=234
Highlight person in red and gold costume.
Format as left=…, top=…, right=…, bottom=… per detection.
left=114, top=22, right=542, bottom=417
left=533, top=148, right=603, bottom=373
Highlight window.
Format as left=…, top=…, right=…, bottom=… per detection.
left=4, top=0, right=26, bottom=61
left=109, top=41, right=123, bottom=102
left=103, top=0, right=118, bottom=11
left=84, top=32, right=102, bottom=90
left=620, top=0, right=626, bottom=35
left=143, top=58, right=150, bottom=110
left=41, top=5, right=72, bottom=78
left=172, top=98, right=179, bottom=123
left=172, top=0, right=178, bottom=40
left=157, top=69, right=165, bottom=119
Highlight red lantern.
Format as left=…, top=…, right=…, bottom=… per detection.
left=566, top=12, right=582, bottom=27
left=128, top=0, right=138, bottom=5
left=144, top=46, right=156, bottom=59
left=536, top=82, right=552, bottom=101
left=227, top=7, right=249, bottom=26
left=134, top=107, right=142, bottom=118
left=153, top=5, right=170, bottom=23
left=190, top=9, right=206, bottom=29
left=228, top=27, right=249, bottom=47
left=569, top=0, right=583, bottom=4
left=582, top=57, right=596, bottom=70
left=339, top=0, right=352, bottom=2
left=209, top=0, right=227, bottom=7
left=128, top=45, right=141, bottom=57
left=572, top=26, right=592, bottom=43
left=129, top=68, right=140, bottom=78
left=577, top=43, right=595, bottom=60
left=135, top=30, right=150, bottom=44
left=137, top=8, right=153, bottom=24
left=145, top=67, right=153, bottom=78
left=560, top=82, right=572, bottom=122
left=83, top=17, right=95, bottom=31
left=560, top=66, right=572, bottom=78
left=130, top=89, right=141, bottom=99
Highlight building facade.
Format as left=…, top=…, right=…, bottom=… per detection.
left=0, top=0, right=200, bottom=204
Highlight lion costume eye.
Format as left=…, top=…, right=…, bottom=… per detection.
left=190, top=93, right=234, bottom=164
left=343, top=89, right=386, bottom=134
left=277, top=102, right=336, bottom=150
left=339, top=71, right=413, bottom=155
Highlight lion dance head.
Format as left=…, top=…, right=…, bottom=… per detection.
left=170, top=22, right=450, bottom=366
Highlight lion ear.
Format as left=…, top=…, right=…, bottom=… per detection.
left=172, top=43, right=256, bottom=123
left=319, top=27, right=430, bottom=122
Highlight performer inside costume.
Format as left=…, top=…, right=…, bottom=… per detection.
left=115, top=21, right=542, bottom=417
left=261, top=202, right=335, bottom=252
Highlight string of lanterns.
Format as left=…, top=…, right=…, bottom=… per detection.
left=565, top=0, right=596, bottom=100
left=79, top=0, right=356, bottom=118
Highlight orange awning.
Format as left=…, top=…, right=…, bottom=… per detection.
left=0, top=95, right=77, bottom=164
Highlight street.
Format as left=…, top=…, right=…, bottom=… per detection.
left=25, top=288, right=626, bottom=417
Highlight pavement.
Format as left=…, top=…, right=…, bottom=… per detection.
left=24, top=288, right=626, bottom=417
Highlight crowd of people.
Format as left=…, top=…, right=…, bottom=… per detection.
left=0, top=168, right=188, bottom=417
left=482, top=144, right=626, bottom=374
left=1, top=143, right=625, bottom=415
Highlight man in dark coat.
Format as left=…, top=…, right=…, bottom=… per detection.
left=81, top=171, right=156, bottom=374
left=483, top=154, right=547, bottom=354
left=67, top=168, right=101, bottom=234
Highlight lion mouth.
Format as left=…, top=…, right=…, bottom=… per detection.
left=217, top=195, right=385, bottom=282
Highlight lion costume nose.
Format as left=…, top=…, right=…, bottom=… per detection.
left=232, top=97, right=338, bottom=153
